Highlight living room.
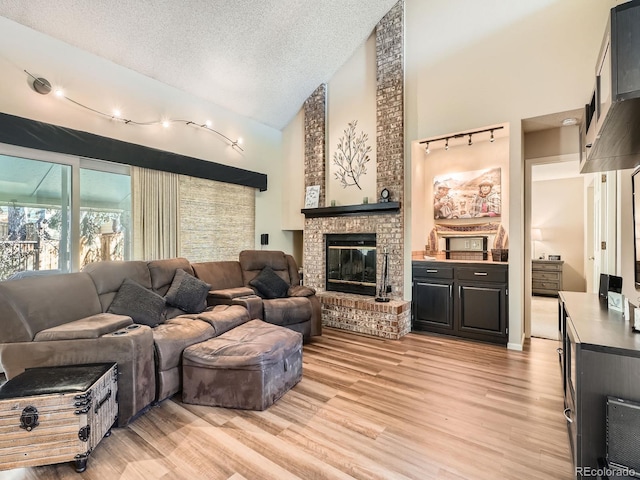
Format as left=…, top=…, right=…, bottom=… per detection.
left=0, top=1, right=637, bottom=478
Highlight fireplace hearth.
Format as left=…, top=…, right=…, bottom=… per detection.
left=326, top=233, right=376, bottom=296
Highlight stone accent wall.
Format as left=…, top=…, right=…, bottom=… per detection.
left=303, top=84, right=327, bottom=208
left=303, top=1, right=406, bottom=339
left=376, top=0, right=404, bottom=206
left=179, top=175, right=255, bottom=262
left=319, top=292, right=411, bottom=340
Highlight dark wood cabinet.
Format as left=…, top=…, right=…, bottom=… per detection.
left=581, top=0, right=640, bottom=173
left=558, top=292, right=640, bottom=478
left=413, top=280, right=454, bottom=332
left=412, top=261, right=508, bottom=345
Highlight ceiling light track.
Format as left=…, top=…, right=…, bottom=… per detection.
left=420, top=125, right=504, bottom=153
left=24, top=70, right=244, bottom=152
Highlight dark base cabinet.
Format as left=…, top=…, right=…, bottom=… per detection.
left=412, top=261, right=508, bottom=345
left=559, top=292, right=640, bottom=478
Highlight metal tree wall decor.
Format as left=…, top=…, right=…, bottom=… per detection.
left=333, top=120, right=371, bottom=190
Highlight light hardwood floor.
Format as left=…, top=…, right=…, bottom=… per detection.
left=0, top=328, right=572, bottom=480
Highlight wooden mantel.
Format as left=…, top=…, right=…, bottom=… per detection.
left=301, top=201, right=400, bottom=218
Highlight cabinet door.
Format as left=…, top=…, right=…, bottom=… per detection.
left=413, top=280, right=453, bottom=332
left=457, top=282, right=507, bottom=343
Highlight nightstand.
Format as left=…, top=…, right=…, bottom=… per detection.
left=532, top=259, right=564, bottom=296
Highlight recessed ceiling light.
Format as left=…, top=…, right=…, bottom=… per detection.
left=562, top=117, right=578, bottom=126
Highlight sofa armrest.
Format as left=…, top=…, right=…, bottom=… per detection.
left=208, top=287, right=255, bottom=299
left=288, top=285, right=316, bottom=298
left=33, top=313, right=133, bottom=341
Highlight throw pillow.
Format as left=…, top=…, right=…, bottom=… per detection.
left=107, top=279, right=165, bottom=327
left=249, top=266, right=290, bottom=299
left=165, top=269, right=211, bottom=313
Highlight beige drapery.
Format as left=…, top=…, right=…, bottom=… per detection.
left=131, top=167, right=180, bottom=260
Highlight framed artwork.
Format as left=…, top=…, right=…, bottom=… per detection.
left=433, top=167, right=501, bottom=220
left=304, top=185, right=320, bottom=208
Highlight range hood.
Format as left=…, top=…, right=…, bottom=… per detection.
left=579, top=0, right=640, bottom=174
left=581, top=98, right=640, bottom=173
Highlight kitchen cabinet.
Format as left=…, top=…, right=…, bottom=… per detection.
left=581, top=0, right=640, bottom=173
left=558, top=292, right=640, bottom=477
left=412, top=261, right=508, bottom=345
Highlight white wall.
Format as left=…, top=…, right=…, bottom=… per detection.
left=0, top=17, right=294, bottom=255
left=405, top=0, right=616, bottom=348
left=619, top=168, right=637, bottom=305
left=281, top=109, right=305, bottom=230
left=327, top=32, right=377, bottom=206
left=531, top=176, right=585, bottom=292
left=412, top=128, right=509, bottom=253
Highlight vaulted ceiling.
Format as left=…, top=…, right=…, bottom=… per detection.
left=0, top=0, right=398, bottom=130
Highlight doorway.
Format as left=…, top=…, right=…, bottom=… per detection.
left=529, top=158, right=585, bottom=339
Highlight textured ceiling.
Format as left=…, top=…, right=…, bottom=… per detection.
left=0, top=0, right=397, bottom=130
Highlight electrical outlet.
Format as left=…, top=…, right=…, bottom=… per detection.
left=471, top=239, right=481, bottom=249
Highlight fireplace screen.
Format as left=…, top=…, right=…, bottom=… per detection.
left=326, top=234, right=376, bottom=296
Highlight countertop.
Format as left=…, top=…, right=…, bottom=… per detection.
left=411, top=259, right=508, bottom=266
left=560, top=291, right=640, bottom=356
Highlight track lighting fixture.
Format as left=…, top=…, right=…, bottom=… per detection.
left=425, top=142, right=430, bottom=154
left=419, top=126, right=503, bottom=152
left=24, top=69, right=245, bottom=152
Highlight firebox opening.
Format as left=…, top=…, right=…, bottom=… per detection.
left=326, top=233, right=376, bottom=296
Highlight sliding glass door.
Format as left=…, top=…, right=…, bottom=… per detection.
left=79, top=162, right=131, bottom=268
left=0, top=147, right=130, bottom=279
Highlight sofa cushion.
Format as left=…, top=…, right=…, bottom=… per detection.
left=188, top=304, right=250, bottom=337
left=192, top=261, right=244, bottom=291
left=249, top=266, right=290, bottom=299
left=33, top=313, right=133, bottom=341
left=165, top=269, right=210, bottom=314
left=288, top=285, right=316, bottom=297
left=152, top=317, right=215, bottom=372
left=147, top=258, right=194, bottom=296
left=208, top=287, right=255, bottom=299
left=83, top=261, right=152, bottom=312
left=263, top=297, right=312, bottom=327
left=108, top=279, right=165, bottom=327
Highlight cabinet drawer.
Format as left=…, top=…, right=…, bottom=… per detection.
left=532, top=271, right=560, bottom=281
left=533, top=280, right=560, bottom=291
left=457, top=267, right=507, bottom=283
left=533, top=263, right=562, bottom=272
left=413, top=266, right=453, bottom=279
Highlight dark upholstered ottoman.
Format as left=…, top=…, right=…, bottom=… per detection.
left=182, top=320, right=302, bottom=410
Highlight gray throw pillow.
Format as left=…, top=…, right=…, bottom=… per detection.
left=107, top=279, right=165, bottom=327
left=165, top=269, right=211, bottom=313
left=249, top=266, right=290, bottom=299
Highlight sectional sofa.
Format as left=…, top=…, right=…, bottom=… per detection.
left=0, top=251, right=320, bottom=426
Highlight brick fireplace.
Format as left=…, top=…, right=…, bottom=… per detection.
left=302, top=1, right=409, bottom=340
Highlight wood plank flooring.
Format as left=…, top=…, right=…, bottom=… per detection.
left=0, top=328, right=573, bottom=479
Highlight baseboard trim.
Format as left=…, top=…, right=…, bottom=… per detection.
left=507, top=333, right=525, bottom=351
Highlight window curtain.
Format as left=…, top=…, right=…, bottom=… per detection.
left=131, top=167, right=180, bottom=260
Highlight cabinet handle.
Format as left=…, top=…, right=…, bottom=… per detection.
left=449, top=284, right=452, bottom=297
left=563, top=408, right=573, bottom=423
left=474, top=272, right=488, bottom=276
left=426, top=269, right=438, bottom=273
left=585, top=143, right=592, bottom=148
left=556, top=347, right=563, bottom=355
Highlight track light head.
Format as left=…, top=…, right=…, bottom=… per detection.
left=425, top=142, right=430, bottom=154
left=33, top=77, right=52, bottom=95
left=468, top=134, right=472, bottom=146
left=490, top=130, right=495, bottom=142
left=445, top=138, right=449, bottom=151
